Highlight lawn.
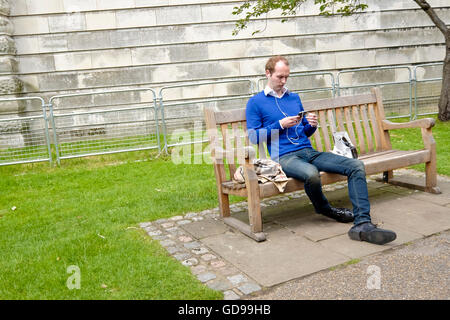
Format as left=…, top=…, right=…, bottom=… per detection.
left=0, top=115, right=448, bottom=299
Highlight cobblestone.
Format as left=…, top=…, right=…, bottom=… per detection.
left=197, top=272, right=217, bottom=283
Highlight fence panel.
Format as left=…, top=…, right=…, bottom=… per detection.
left=337, top=66, right=413, bottom=119
left=159, top=79, right=254, bottom=152
left=413, top=62, right=443, bottom=118
left=0, top=97, right=51, bottom=166
left=258, top=72, right=336, bottom=100
left=49, top=88, right=158, bottom=164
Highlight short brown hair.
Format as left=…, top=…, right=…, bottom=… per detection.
left=265, top=56, right=289, bottom=74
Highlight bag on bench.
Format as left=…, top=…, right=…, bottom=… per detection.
left=332, top=131, right=358, bottom=159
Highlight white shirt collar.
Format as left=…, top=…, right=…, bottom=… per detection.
left=264, top=85, right=290, bottom=98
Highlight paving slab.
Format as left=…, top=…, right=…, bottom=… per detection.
left=370, top=196, right=450, bottom=236
left=276, top=213, right=351, bottom=242
left=202, top=226, right=349, bottom=287
left=180, top=217, right=229, bottom=239
left=319, top=223, right=423, bottom=259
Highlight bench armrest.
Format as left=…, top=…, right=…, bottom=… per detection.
left=382, top=118, right=435, bottom=130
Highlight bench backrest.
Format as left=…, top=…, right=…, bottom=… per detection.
left=204, top=87, right=391, bottom=181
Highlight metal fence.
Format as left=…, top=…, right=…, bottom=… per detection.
left=49, top=88, right=159, bottom=165
left=0, top=96, right=52, bottom=166
left=337, top=66, right=414, bottom=119
left=159, top=79, right=254, bottom=152
left=413, top=62, right=443, bottom=118
left=0, top=64, right=444, bottom=166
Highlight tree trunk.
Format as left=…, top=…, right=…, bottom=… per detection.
left=438, top=34, right=450, bottom=121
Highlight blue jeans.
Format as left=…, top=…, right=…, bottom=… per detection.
left=279, top=148, right=371, bottom=226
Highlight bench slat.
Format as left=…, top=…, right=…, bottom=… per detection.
left=343, top=106, right=357, bottom=147
left=360, top=104, right=374, bottom=153
left=302, top=93, right=377, bottom=111
left=319, top=110, right=332, bottom=151
left=336, top=108, right=345, bottom=132
left=313, top=121, right=323, bottom=151
left=368, top=103, right=382, bottom=151
left=352, top=105, right=366, bottom=154
left=220, top=123, right=236, bottom=178
left=327, top=109, right=337, bottom=133
left=215, top=109, right=246, bottom=124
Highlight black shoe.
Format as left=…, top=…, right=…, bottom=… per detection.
left=348, top=222, right=397, bottom=245
left=319, top=207, right=354, bottom=223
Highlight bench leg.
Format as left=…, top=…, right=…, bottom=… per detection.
left=218, top=192, right=231, bottom=218
left=378, top=165, right=441, bottom=195
left=383, top=170, right=393, bottom=182
left=235, top=166, right=265, bottom=242
left=425, top=161, right=442, bottom=194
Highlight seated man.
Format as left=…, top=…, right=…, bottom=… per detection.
left=246, top=55, right=396, bottom=245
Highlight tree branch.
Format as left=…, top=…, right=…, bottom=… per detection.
left=414, top=0, right=448, bottom=36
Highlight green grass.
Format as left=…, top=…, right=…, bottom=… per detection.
left=0, top=151, right=223, bottom=299
left=388, top=115, right=450, bottom=175
left=0, top=115, right=448, bottom=299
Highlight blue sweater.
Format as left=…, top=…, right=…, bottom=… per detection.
left=246, top=90, right=316, bottom=160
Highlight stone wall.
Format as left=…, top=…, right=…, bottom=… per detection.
left=3, top=0, right=450, bottom=146
left=8, top=0, right=450, bottom=101
left=0, top=0, right=23, bottom=114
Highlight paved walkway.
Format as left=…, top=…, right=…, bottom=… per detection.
left=140, top=169, right=450, bottom=300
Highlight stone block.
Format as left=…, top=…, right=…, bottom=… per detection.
left=63, top=0, right=97, bottom=12
left=245, top=39, right=273, bottom=57
left=336, top=50, right=376, bottom=69
left=237, top=283, right=262, bottom=295
left=38, top=34, right=69, bottom=53
left=0, top=57, right=18, bottom=73
left=0, top=36, right=16, bottom=55
left=169, top=43, right=208, bottom=62
left=54, top=52, right=92, bottom=71
left=20, top=75, right=40, bottom=92
left=208, top=42, right=245, bottom=60
left=14, top=37, right=38, bottom=55
left=26, top=0, right=63, bottom=14
left=48, top=12, right=86, bottom=33
left=116, top=8, right=157, bottom=28
left=91, top=49, right=132, bottom=68
left=131, top=47, right=170, bottom=65
left=38, top=73, right=79, bottom=91
left=12, top=16, right=48, bottom=35
left=374, top=47, right=417, bottom=66
left=0, top=77, right=23, bottom=94
left=86, top=11, right=116, bottom=30
left=17, top=56, right=55, bottom=73
left=201, top=3, right=236, bottom=23
left=155, top=6, right=202, bottom=25
left=67, top=31, right=110, bottom=51
left=110, top=29, right=141, bottom=47
left=10, top=0, right=27, bottom=15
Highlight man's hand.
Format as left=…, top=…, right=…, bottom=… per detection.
left=279, top=116, right=301, bottom=129
left=305, top=113, right=318, bottom=127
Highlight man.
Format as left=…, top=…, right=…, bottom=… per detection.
left=246, top=56, right=396, bottom=245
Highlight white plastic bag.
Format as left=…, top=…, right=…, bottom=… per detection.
left=332, top=131, right=358, bottom=159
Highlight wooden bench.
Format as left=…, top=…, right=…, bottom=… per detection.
left=204, top=87, right=441, bottom=242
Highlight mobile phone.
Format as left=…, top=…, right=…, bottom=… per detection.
left=298, top=111, right=307, bottom=120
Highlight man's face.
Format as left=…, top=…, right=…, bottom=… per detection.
left=266, top=61, right=290, bottom=93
